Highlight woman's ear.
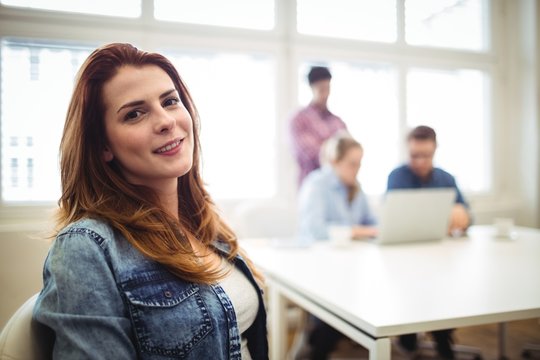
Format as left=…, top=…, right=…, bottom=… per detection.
left=103, top=147, right=114, bottom=162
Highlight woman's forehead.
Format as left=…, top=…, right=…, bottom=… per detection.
left=102, top=65, right=176, bottom=110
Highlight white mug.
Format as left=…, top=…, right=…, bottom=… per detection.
left=328, top=225, right=352, bottom=247
left=494, top=217, right=514, bottom=238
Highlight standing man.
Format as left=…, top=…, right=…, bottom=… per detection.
left=387, top=125, right=471, bottom=359
left=289, top=66, right=347, bottom=185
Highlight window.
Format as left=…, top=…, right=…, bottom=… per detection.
left=163, top=51, right=277, bottom=199
left=407, top=68, right=490, bottom=192
left=0, top=0, right=501, bottom=208
left=297, top=0, right=397, bottom=42
left=154, top=0, right=274, bottom=30
left=0, top=0, right=141, bottom=17
left=298, top=62, right=491, bottom=195
left=1, top=40, right=91, bottom=202
left=405, top=0, right=489, bottom=51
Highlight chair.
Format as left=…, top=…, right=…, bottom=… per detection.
left=522, top=319, right=540, bottom=359
left=0, top=293, right=51, bottom=360
left=232, top=199, right=298, bottom=239
left=418, top=337, right=483, bottom=360
left=232, top=200, right=311, bottom=358
left=522, top=344, right=540, bottom=359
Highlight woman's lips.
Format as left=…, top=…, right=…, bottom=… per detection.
left=155, top=139, right=183, bottom=154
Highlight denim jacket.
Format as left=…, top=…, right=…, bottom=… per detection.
left=33, top=218, right=268, bottom=359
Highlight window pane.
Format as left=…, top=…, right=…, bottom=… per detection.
left=154, top=0, right=274, bottom=30
left=1, top=0, right=141, bottom=17
left=1, top=40, right=92, bottom=202
left=165, top=51, right=276, bottom=199
left=405, top=0, right=488, bottom=51
left=298, top=61, right=399, bottom=195
left=407, top=68, right=491, bottom=192
left=297, top=0, right=397, bottom=42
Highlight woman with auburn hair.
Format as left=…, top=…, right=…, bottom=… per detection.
left=33, top=43, right=268, bottom=359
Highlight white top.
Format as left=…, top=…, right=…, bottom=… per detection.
left=242, top=226, right=540, bottom=337
left=219, top=260, right=259, bottom=360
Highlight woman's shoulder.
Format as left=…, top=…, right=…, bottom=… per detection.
left=53, top=217, right=149, bottom=276
left=56, top=217, right=118, bottom=249
left=302, top=167, right=333, bottom=186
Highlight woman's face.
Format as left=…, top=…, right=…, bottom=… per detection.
left=102, top=65, right=194, bottom=191
left=333, top=146, right=363, bottom=186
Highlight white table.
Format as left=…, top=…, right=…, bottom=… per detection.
left=241, top=226, right=540, bottom=360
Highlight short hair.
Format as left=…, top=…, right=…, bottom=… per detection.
left=407, top=125, right=437, bottom=143
left=308, top=66, right=332, bottom=85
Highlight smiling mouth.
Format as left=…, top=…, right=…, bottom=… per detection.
left=155, top=139, right=182, bottom=153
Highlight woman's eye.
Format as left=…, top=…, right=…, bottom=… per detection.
left=125, top=110, right=142, bottom=121
left=163, top=97, right=180, bottom=107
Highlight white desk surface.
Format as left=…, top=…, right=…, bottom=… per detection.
left=241, top=225, right=540, bottom=338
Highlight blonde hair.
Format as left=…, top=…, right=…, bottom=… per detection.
left=320, top=131, right=363, bottom=201
left=320, top=130, right=363, bottom=165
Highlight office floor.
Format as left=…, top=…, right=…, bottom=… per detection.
left=287, top=318, right=540, bottom=360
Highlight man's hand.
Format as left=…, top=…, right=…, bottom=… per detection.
left=448, top=203, right=470, bottom=234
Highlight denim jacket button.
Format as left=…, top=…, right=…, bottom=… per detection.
left=164, top=290, right=172, bottom=298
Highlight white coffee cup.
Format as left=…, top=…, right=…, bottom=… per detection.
left=328, top=225, right=352, bottom=247
left=494, top=217, right=514, bottom=238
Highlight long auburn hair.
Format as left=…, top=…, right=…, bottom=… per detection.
left=58, top=43, right=258, bottom=284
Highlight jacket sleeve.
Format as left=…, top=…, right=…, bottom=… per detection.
left=33, top=230, right=136, bottom=359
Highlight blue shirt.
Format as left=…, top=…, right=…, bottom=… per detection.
left=298, top=166, right=376, bottom=241
left=387, top=164, right=468, bottom=206
left=33, top=218, right=268, bottom=360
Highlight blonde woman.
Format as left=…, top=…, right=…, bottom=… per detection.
left=298, top=131, right=377, bottom=242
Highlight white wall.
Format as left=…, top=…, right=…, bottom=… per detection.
left=0, top=226, right=51, bottom=330
left=502, top=0, right=539, bottom=227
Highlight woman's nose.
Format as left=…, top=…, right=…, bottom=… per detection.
left=155, top=108, right=175, bottom=133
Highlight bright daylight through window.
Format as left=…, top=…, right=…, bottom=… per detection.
left=0, top=0, right=141, bottom=17
left=1, top=41, right=91, bottom=202
left=0, top=0, right=493, bottom=204
left=154, top=0, right=274, bottom=30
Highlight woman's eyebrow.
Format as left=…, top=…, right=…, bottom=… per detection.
left=159, top=88, right=177, bottom=99
left=116, top=88, right=177, bottom=113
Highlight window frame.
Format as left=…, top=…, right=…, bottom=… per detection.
left=0, top=0, right=526, bottom=226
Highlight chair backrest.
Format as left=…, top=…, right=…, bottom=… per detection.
left=0, top=228, right=51, bottom=329
left=232, top=199, right=298, bottom=239
left=0, top=293, right=51, bottom=360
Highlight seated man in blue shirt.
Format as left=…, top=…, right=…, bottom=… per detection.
left=387, top=125, right=471, bottom=359
left=388, top=125, right=471, bottom=235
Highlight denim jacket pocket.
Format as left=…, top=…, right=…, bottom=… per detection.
left=122, top=271, right=213, bottom=358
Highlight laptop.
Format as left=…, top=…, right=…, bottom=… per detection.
left=374, top=188, right=456, bottom=245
